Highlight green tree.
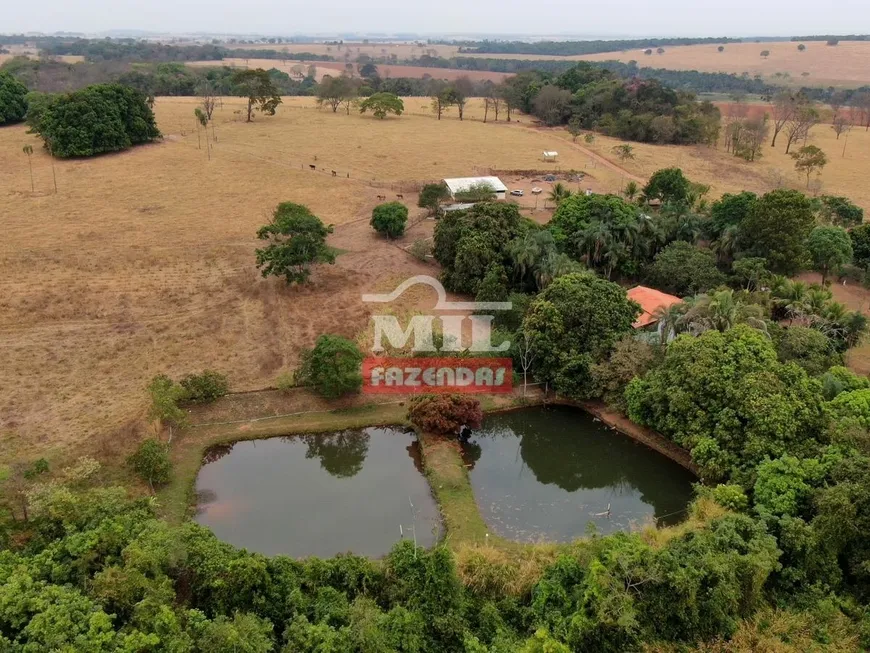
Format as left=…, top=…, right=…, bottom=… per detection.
left=147, top=374, right=188, bottom=428
left=370, top=202, right=408, bottom=238
left=127, top=439, right=172, bottom=489
left=418, top=182, right=450, bottom=216
left=806, top=225, right=853, bottom=284
left=255, top=202, right=335, bottom=284
left=775, top=326, right=839, bottom=376
left=709, top=191, right=758, bottom=240
left=791, top=144, right=828, bottom=188
left=38, top=83, right=160, bottom=158
left=738, top=189, right=815, bottom=275
left=358, top=92, right=404, bottom=119
left=590, top=335, right=657, bottom=411
left=850, top=223, right=870, bottom=269
left=232, top=68, right=282, bottom=122
left=642, top=167, right=691, bottom=205
left=523, top=272, right=640, bottom=398
left=566, top=117, right=583, bottom=142
left=547, top=182, right=573, bottom=205
left=0, top=70, right=28, bottom=125
left=646, top=241, right=726, bottom=296
left=818, top=195, right=863, bottom=227
left=626, top=325, right=826, bottom=482
left=731, top=256, right=769, bottom=291
left=296, top=334, right=364, bottom=398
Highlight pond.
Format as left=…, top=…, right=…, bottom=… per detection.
left=465, top=406, right=696, bottom=542
left=195, top=428, right=441, bottom=558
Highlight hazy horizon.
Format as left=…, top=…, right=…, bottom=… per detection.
left=5, top=0, right=870, bottom=40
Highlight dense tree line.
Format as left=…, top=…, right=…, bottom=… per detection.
left=451, top=37, right=743, bottom=57
left=790, top=34, right=870, bottom=41
left=35, top=38, right=334, bottom=63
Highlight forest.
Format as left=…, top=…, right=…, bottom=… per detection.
left=450, top=37, right=743, bottom=57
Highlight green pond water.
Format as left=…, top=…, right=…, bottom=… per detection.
left=194, top=427, right=440, bottom=558
left=465, top=406, right=696, bottom=542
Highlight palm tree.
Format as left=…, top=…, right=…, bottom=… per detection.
left=624, top=180, right=639, bottom=201
left=548, top=182, right=573, bottom=205
left=823, top=301, right=848, bottom=323
left=22, top=145, right=34, bottom=192
left=509, top=231, right=554, bottom=286
left=654, top=302, right=687, bottom=345
left=602, top=240, right=629, bottom=280
left=805, top=286, right=833, bottom=315
left=534, top=251, right=582, bottom=290
left=682, top=290, right=768, bottom=335
left=611, top=144, right=635, bottom=162
left=711, top=225, right=739, bottom=265
left=576, top=222, right=611, bottom=268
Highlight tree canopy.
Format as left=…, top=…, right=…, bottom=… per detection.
left=370, top=201, right=408, bottom=239
left=34, top=83, right=160, bottom=157
left=737, top=189, right=815, bottom=275
left=646, top=241, right=726, bottom=296
left=523, top=271, right=640, bottom=398
left=358, top=92, right=404, bottom=118
left=255, top=202, right=335, bottom=284
left=232, top=68, right=282, bottom=121
left=296, top=334, right=363, bottom=398
left=0, top=70, right=28, bottom=125
left=806, top=225, right=853, bottom=284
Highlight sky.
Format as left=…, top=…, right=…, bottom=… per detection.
left=4, top=0, right=870, bottom=38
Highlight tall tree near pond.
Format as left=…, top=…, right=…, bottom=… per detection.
left=296, top=334, right=363, bottom=399
left=522, top=271, right=640, bottom=399
left=232, top=68, right=281, bottom=122
left=737, top=189, right=815, bottom=275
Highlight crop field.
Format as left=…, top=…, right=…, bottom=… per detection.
left=573, top=40, right=870, bottom=88
left=0, top=96, right=623, bottom=468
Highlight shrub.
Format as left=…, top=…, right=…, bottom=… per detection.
left=407, top=394, right=482, bottom=435
left=0, top=71, right=28, bottom=125
left=275, top=371, right=295, bottom=393
left=127, top=439, right=171, bottom=488
left=371, top=202, right=409, bottom=239
left=408, top=239, right=432, bottom=261
left=418, top=183, right=449, bottom=215
left=296, top=334, right=364, bottom=399
left=179, top=370, right=229, bottom=404
left=147, top=374, right=187, bottom=427
left=709, top=483, right=749, bottom=511
left=39, top=83, right=160, bottom=157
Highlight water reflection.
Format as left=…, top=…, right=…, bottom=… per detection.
left=468, top=407, right=696, bottom=542
left=298, top=430, right=370, bottom=478
left=194, top=427, right=441, bottom=558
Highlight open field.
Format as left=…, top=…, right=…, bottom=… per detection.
left=222, top=41, right=462, bottom=60
left=554, top=119, right=870, bottom=211
left=573, top=41, right=870, bottom=88
left=2, top=92, right=868, bottom=470
left=188, top=57, right=510, bottom=83
left=0, top=96, right=624, bottom=468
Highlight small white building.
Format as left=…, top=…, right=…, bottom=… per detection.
left=542, top=151, right=558, bottom=162
left=442, top=176, right=507, bottom=202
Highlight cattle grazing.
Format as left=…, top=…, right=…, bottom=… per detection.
left=396, top=194, right=404, bottom=200
left=332, top=170, right=337, bottom=177
left=309, top=164, right=316, bottom=170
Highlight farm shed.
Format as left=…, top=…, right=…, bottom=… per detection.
left=542, top=151, right=558, bottom=162
left=442, top=176, right=507, bottom=201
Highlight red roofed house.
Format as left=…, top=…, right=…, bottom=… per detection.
left=626, top=286, right=682, bottom=331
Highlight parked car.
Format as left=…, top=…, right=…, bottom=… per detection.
left=510, top=189, right=524, bottom=197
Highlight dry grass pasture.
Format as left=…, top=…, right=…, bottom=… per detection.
left=573, top=41, right=870, bottom=88
left=2, top=93, right=868, bottom=468
left=0, top=97, right=622, bottom=467
left=188, top=58, right=509, bottom=83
